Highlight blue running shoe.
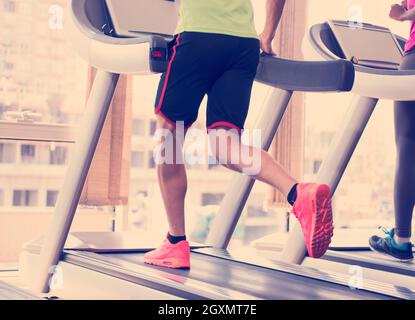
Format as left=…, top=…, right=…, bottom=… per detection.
left=369, top=227, right=413, bottom=263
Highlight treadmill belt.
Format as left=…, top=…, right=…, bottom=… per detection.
left=348, top=250, right=415, bottom=262
left=323, top=250, right=415, bottom=277
left=103, top=252, right=393, bottom=300
left=0, top=281, right=40, bottom=300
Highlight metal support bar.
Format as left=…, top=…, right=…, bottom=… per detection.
left=207, top=88, right=293, bottom=249
left=281, top=95, right=379, bottom=264
left=34, top=70, right=120, bottom=293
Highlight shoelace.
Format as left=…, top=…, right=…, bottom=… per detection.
left=378, top=226, right=415, bottom=248
left=378, top=226, right=393, bottom=237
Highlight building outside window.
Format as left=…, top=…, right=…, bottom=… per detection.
left=132, top=119, right=145, bottom=136
left=0, top=0, right=101, bottom=265
left=2, top=0, right=16, bottom=13
left=149, top=119, right=157, bottom=136
left=46, top=190, right=59, bottom=207
left=49, top=146, right=67, bottom=165
left=0, top=142, right=16, bottom=163
left=148, top=151, right=156, bottom=169
left=12, top=190, right=38, bottom=207
left=20, top=144, right=36, bottom=164
left=131, top=151, right=145, bottom=168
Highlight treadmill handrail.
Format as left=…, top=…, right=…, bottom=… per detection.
left=256, top=54, right=355, bottom=92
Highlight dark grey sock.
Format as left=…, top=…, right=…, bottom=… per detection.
left=168, top=233, right=187, bottom=244
left=287, top=183, right=298, bottom=206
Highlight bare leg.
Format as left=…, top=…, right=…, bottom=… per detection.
left=209, top=128, right=297, bottom=198
left=209, top=128, right=333, bottom=259
left=155, top=116, right=188, bottom=236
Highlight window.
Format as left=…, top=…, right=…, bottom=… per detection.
left=20, top=144, right=36, bottom=164
left=46, top=190, right=59, bottom=207
left=131, top=151, right=145, bottom=168
left=0, top=2, right=87, bottom=124
left=49, top=146, right=67, bottom=165
left=0, top=1, right=104, bottom=265
left=0, top=143, right=16, bottom=163
left=149, top=120, right=157, bottom=136
left=313, top=160, right=322, bottom=174
left=2, top=0, right=16, bottom=13
left=13, top=190, right=38, bottom=207
left=3, top=61, right=14, bottom=71
left=148, top=151, right=156, bottom=169
left=132, top=119, right=145, bottom=136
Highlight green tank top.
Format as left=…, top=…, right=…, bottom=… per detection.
left=175, top=0, right=258, bottom=39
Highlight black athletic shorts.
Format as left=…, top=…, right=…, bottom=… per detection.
left=155, top=32, right=260, bottom=131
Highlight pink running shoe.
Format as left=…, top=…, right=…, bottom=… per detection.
left=292, top=183, right=334, bottom=258
left=144, top=237, right=191, bottom=269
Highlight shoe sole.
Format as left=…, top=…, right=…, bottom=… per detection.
left=308, top=184, right=334, bottom=258
left=368, top=243, right=414, bottom=263
left=144, top=257, right=191, bottom=269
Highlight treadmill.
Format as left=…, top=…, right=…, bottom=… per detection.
left=282, top=20, right=415, bottom=266
left=246, top=21, right=415, bottom=294
left=18, top=1, right=406, bottom=300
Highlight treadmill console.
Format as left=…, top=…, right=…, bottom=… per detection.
left=101, top=0, right=178, bottom=73
left=105, top=0, right=178, bottom=37
left=328, top=20, right=404, bottom=70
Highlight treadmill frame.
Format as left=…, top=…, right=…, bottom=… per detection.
left=280, top=22, right=415, bottom=264
left=33, top=3, right=375, bottom=299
